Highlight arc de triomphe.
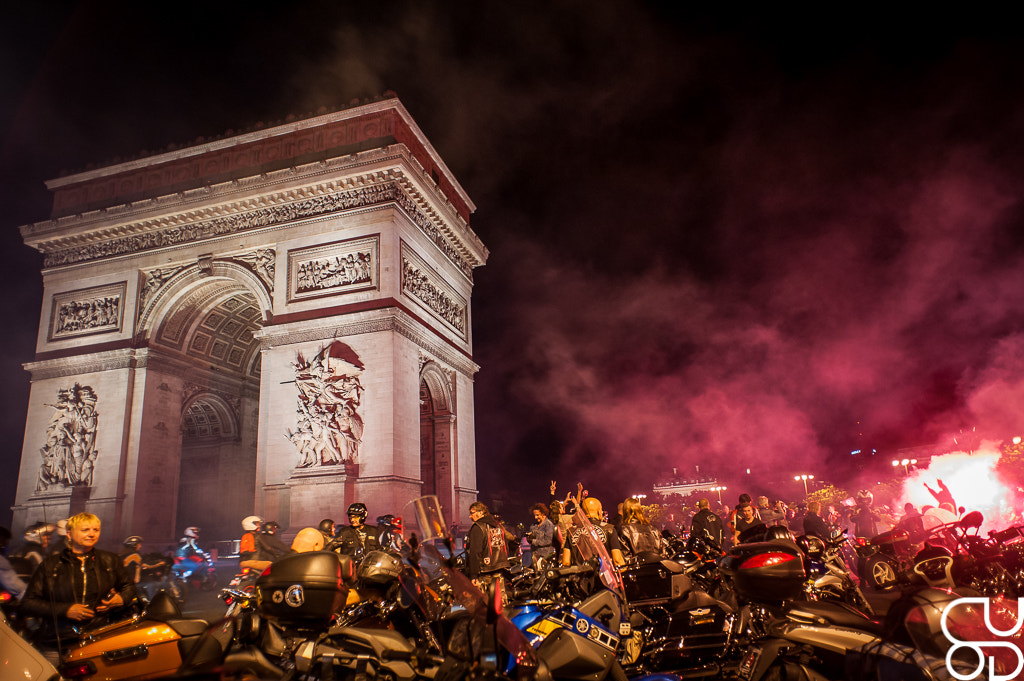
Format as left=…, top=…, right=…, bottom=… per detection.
left=11, top=97, right=487, bottom=545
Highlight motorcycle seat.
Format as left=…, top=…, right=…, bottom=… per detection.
left=786, top=600, right=884, bottom=636
left=159, top=618, right=209, bottom=637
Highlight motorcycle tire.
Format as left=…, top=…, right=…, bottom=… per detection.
left=864, top=554, right=898, bottom=592
left=201, top=572, right=218, bottom=591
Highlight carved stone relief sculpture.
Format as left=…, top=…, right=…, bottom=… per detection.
left=232, top=248, right=276, bottom=292
left=287, top=235, right=378, bottom=302
left=286, top=341, right=365, bottom=468
left=401, top=245, right=466, bottom=337
left=36, top=383, right=99, bottom=491
left=49, top=283, right=126, bottom=341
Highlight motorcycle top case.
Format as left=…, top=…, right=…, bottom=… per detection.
left=621, top=558, right=690, bottom=604
left=719, top=540, right=805, bottom=602
left=257, top=551, right=352, bottom=625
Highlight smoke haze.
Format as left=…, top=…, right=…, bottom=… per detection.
left=3, top=4, right=1024, bottom=521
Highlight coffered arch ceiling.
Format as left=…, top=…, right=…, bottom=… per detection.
left=151, top=278, right=262, bottom=378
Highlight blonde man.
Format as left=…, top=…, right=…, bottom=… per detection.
left=20, top=513, right=136, bottom=651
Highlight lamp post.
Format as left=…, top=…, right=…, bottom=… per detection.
left=794, top=474, right=814, bottom=496
left=711, top=485, right=727, bottom=504
left=891, top=458, right=917, bottom=475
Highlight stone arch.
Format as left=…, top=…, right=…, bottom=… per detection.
left=181, top=392, right=239, bottom=442
left=137, top=259, right=272, bottom=342
left=137, top=262, right=267, bottom=543
left=419, top=361, right=455, bottom=521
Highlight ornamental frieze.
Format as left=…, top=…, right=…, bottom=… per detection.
left=43, top=180, right=474, bottom=281
left=400, top=243, right=467, bottom=338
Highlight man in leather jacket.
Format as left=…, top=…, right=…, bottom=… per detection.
left=20, top=512, right=136, bottom=648
left=690, top=498, right=724, bottom=547
left=329, top=503, right=380, bottom=556
left=466, top=501, right=511, bottom=582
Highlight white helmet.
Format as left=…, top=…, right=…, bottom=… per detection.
left=242, top=515, right=262, bottom=532
left=184, top=526, right=200, bottom=538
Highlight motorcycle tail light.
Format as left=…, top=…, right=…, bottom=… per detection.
left=739, top=552, right=798, bottom=569
left=0, top=591, right=10, bottom=603
left=60, top=661, right=98, bottom=678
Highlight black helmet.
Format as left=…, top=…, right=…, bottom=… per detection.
left=347, top=503, right=368, bottom=522
left=261, top=520, right=280, bottom=533
left=318, top=518, right=336, bottom=534
left=124, top=535, right=143, bottom=548
left=376, top=514, right=396, bottom=529
left=856, top=489, right=874, bottom=506
left=358, top=550, right=403, bottom=585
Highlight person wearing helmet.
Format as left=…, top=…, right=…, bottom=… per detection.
left=330, top=503, right=380, bottom=556
left=466, top=501, right=511, bottom=582
left=317, top=518, right=336, bottom=545
left=238, top=515, right=268, bottom=570
left=120, top=536, right=144, bottom=582
left=852, top=490, right=881, bottom=540
left=12, top=522, right=55, bottom=572
left=561, top=496, right=626, bottom=567
left=259, top=521, right=291, bottom=559
left=175, top=526, right=203, bottom=561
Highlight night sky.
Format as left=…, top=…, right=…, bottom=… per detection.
left=3, top=3, right=1024, bottom=527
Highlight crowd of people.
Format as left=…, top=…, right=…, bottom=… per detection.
left=0, top=475, right=964, bottom=663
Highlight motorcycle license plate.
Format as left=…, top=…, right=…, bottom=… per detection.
left=738, top=647, right=761, bottom=680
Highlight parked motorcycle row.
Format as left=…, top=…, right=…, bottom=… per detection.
left=855, top=510, right=1024, bottom=599
left=3, top=497, right=1021, bottom=681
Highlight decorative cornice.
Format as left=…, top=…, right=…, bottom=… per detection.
left=35, top=163, right=479, bottom=282
left=24, top=348, right=136, bottom=380
left=254, top=310, right=479, bottom=378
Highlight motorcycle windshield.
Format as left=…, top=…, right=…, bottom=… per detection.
left=565, top=506, right=625, bottom=598
left=400, top=495, right=538, bottom=671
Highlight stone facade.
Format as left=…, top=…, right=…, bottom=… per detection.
left=13, top=98, right=486, bottom=547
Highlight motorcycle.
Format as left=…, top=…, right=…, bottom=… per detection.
left=134, top=551, right=183, bottom=603
left=718, top=534, right=1020, bottom=680
left=266, top=495, right=546, bottom=680
left=1, top=607, right=59, bottom=681
left=58, top=588, right=281, bottom=681
left=796, top=527, right=874, bottom=615
left=171, top=547, right=217, bottom=598
left=911, top=510, right=1020, bottom=598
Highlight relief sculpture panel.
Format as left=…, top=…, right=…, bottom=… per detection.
left=287, top=235, right=378, bottom=302
left=35, top=383, right=99, bottom=491
left=49, top=282, right=126, bottom=341
left=400, top=242, right=467, bottom=338
left=286, top=341, right=365, bottom=468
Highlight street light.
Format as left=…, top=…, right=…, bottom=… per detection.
left=710, top=485, right=727, bottom=504
left=794, top=474, right=814, bottom=496
left=891, top=458, right=917, bottom=475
